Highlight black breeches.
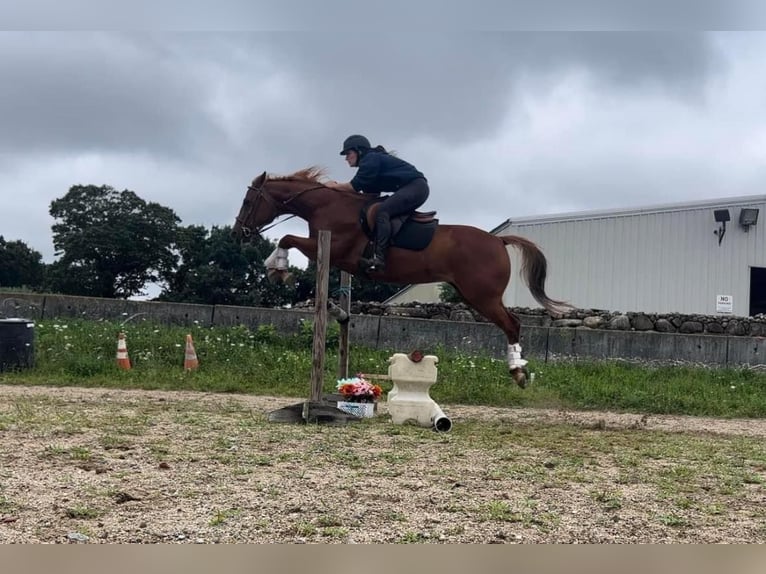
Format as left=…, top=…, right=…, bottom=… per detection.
left=377, top=178, right=429, bottom=218
left=374, top=178, right=430, bottom=247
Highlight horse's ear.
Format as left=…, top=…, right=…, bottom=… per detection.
left=252, top=171, right=267, bottom=187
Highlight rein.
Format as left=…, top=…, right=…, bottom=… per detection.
left=236, top=183, right=326, bottom=237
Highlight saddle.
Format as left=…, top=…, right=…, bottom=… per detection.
left=359, top=199, right=438, bottom=252
left=362, top=202, right=437, bottom=232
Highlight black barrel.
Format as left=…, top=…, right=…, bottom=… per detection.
left=0, top=318, right=35, bottom=372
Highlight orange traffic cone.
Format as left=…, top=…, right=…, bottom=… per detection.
left=184, top=334, right=199, bottom=371
left=116, top=332, right=131, bottom=370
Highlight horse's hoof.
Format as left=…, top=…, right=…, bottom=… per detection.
left=267, top=269, right=290, bottom=284
left=510, top=367, right=527, bottom=389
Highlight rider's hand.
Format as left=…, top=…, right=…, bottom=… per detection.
left=327, top=181, right=353, bottom=192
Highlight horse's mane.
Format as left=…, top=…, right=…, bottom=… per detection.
left=269, top=166, right=328, bottom=184
left=267, top=166, right=360, bottom=198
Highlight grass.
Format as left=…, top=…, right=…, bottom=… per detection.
left=65, top=506, right=100, bottom=520
left=1, top=317, right=766, bottom=418
left=209, top=508, right=241, bottom=527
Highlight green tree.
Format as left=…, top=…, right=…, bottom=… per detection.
left=160, top=225, right=404, bottom=307
left=439, top=282, right=464, bottom=303
left=0, top=236, right=44, bottom=289
left=48, top=185, right=180, bottom=298
left=350, top=275, right=403, bottom=303
left=159, top=225, right=302, bottom=307
left=295, top=261, right=402, bottom=303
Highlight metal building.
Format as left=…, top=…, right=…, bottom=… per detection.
left=386, top=194, right=766, bottom=317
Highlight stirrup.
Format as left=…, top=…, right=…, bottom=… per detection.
left=362, top=255, right=386, bottom=273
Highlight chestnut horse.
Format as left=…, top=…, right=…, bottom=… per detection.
left=232, top=167, right=570, bottom=388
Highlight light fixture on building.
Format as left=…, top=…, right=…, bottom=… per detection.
left=739, top=208, right=759, bottom=231
left=713, top=209, right=730, bottom=246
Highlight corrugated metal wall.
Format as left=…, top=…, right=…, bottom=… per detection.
left=501, top=199, right=766, bottom=315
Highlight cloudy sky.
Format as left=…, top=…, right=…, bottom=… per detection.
left=3, top=10, right=766, bottom=275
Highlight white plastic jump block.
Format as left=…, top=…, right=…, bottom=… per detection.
left=386, top=353, right=452, bottom=432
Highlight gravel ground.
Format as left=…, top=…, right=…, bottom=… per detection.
left=0, top=385, right=764, bottom=544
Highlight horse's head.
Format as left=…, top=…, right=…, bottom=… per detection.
left=231, top=171, right=281, bottom=241
left=232, top=167, right=337, bottom=241
left=232, top=167, right=363, bottom=239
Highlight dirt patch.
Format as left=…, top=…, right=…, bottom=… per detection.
left=0, top=385, right=764, bottom=543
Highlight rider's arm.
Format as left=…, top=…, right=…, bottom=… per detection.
left=350, top=153, right=381, bottom=192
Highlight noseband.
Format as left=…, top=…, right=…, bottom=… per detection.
left=234, top=184, right=269, bottom=238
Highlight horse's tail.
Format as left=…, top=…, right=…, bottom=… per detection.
left=500, top=235, right=572, bottom=317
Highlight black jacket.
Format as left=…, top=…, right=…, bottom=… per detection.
left=350, top=150, right=426, bottom=194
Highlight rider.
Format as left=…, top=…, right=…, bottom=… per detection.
left=326, top=134, right=429, bottom=273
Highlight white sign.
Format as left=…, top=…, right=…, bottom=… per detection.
left=716, top=294, right=733, bottom=314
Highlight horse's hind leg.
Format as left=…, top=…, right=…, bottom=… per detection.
left=455, top=282, right=529, bottom=388
left=502, top=308, right=530, bottom=388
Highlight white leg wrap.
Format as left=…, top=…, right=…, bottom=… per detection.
left=507, top=343, right=528, bottom=369
left=265, top=247, right=289, bottom=271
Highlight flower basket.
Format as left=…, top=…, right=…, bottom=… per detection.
left=335, top=375, right=382, bottom=418
left=336, top=400, right=375, bottom=418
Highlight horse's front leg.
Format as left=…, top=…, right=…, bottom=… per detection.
left=279, top=235, right=318, bottom=261
left=263, top=245, right=290, bottom=285
left=264, top=235, right=318, bottom=285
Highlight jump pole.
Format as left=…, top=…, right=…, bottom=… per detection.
left=268, top=230, right=359, bottom=425
left=307, top=230, right=330, bottom=403
left=337, top=271, right=351, bottom=379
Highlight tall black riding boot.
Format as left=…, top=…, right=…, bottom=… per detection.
left=362, top=214, right=391, bottom=273
left=370, top=240, right=387, bottom=272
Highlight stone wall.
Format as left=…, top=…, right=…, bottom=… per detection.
left=5, top=290, right=765, bottom=339
left=4, top=291, right=766, bottom=368
left=294, top=300, right=766, bottom=338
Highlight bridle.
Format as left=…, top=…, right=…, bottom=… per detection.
left=235, top=182, right=325, bottom=237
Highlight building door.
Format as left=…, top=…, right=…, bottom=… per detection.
left=750, top=267, right=766, bottom=316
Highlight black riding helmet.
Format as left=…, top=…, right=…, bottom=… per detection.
left=340, top=134, right=371, bottom=155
